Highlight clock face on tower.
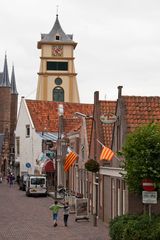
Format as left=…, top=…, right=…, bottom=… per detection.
left=52, top=45, right=63, bottom=56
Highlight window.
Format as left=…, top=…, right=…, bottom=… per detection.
left=55, top=77, right=62, bottom=85
left=100, top=177, right=103, bottom=208
left=16, top=137, right=20, bottom=156
left=10, top=146, right=15, bottom=154
left=47, top=61, right=68, bottom=71
left=56, top=35, right=60, bottom=40
left=26, top=125, right=30, bottom=137
left=53, top=87, right=64, bottom=102
left=31, top=178, right=45, bottom=185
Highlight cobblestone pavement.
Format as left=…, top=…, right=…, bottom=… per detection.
left=0, top=181, right=110, bottom=240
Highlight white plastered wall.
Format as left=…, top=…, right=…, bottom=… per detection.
left=15, top=98, right=42, bottom=175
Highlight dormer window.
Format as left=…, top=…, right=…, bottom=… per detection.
left=56, top=35, right=60, bottom=40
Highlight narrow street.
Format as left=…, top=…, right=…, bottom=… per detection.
left=0, top=181, right=109, bottom=240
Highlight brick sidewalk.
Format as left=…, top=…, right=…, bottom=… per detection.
left=0, top=181, right=110, bottom=240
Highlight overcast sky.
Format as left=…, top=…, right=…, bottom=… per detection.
left=0, top=0, right=160, bottom=104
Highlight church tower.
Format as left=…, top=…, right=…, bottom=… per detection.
left=0, top=55, right=18, bottom=176
left=0, top=55, right=11, bottom=175
left=10, top=65, right=18, bottom=150
left=36, top=14, right=80, bottom=103
left=0, top=55, right=11, bottom=133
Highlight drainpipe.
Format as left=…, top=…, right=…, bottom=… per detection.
left=93, top=91, right=99, bottom=227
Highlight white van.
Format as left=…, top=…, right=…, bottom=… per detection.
left=26, top=175, right=47, bottom=197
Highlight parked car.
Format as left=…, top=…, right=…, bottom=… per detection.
left=26, top=174, right=47, bottom=197
left=19, top=174, right=28, bottom=191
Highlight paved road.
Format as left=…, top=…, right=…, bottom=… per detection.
left=0, top=181, right=110, bottom=240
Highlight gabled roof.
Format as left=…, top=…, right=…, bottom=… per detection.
left=1, top=55, right=11, bottom=87
left=11, top=65, right=18, bottom=94
left=26, top=99, right=93, bottom=133
left=64, top=118, right=82, bottom=134
left=122, top=96, right=160, bottom=133
left=38, top=15, right=76, bottom=48
left=99, top=100, right=117, bottom=148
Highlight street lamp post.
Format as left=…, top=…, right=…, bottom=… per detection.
left=93, top=113, right=98, bottom=227
left=54, top=149, right=58, bottom=199
left=74, top=111, right=98, bottom=227
left=54, top=104, right=64, bottom=199
left=94, top=173, right=99, bottom=226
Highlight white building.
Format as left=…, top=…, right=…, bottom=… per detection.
left=15, top=97, right=57, bottom=175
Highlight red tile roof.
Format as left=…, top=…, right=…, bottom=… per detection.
left=86, top=118, right=93, bottom=147
left=122, top=96, right=160, bottom=133
left=99, top=100, right=117, bottom=148
left=26, top=100, right=93, bottom=133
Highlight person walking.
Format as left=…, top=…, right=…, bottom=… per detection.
left=9, top=173, right=14, bottom=187
left=63, top=202, right=70, bottom=227
left=49, top=200, right=63, bottom=227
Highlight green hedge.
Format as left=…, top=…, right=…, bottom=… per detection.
left=109, top=214, right=160, bottom=240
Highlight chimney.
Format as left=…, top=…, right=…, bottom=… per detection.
left=94, top=91, right=99, bottom=104
left=118, top=86, right=123, bottom=99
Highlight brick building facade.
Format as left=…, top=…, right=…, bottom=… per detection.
left=0, top=55, right=18, bottom=176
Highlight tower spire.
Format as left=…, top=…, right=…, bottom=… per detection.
left=1, top=54, right=11, bottom=87
left=11, top=65, right=18, bottom=94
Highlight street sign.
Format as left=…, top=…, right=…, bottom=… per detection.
left=142, top=191, right=157, bottom=204
left=75, top=198, right=89, bottom=221
left=25, top=162, right=31, bottom=168
left=142, top=179, right=155, bottom=191
left=100, top=113, right=117, bottom=124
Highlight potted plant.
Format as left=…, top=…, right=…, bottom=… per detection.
left=85, top=159, right=99, bottom=173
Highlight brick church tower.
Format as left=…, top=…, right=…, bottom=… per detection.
left=0, top=55, right=18, bottom=176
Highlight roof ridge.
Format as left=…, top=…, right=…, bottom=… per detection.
left=123, top=95, right=160, bottom=98
left=99, top=100, right=117, bottom=103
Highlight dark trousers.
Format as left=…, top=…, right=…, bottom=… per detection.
left=64, top=214, right=69, bottom=226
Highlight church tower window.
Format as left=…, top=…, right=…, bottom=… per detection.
left=55, top=77, right=62, bottom=85
left=53, top=87, right=64, bottom=102
left=47, top=61, right=68, bottom=71
left=56, top=35, right=60, bottom=40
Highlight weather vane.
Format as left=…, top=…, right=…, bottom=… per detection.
left=56, top=5, right=59, bottom=15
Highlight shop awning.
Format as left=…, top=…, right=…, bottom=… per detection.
left=42, top=159, right=55, bottom=173
left=37, top=132, right=58, bottom=142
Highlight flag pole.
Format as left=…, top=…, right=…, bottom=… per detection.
left=114, top=154, right=121, bottom=162
left=96, top=139, right=105, bottom=147
left=97, top=139, right=121, bottom=162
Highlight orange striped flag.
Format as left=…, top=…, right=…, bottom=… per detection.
left=64, top=150, right=78, bottom=172
left=100, top=146, right=114, bottom=161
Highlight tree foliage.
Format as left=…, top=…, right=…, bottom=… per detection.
left=122, top=123, right=160, bottom=193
